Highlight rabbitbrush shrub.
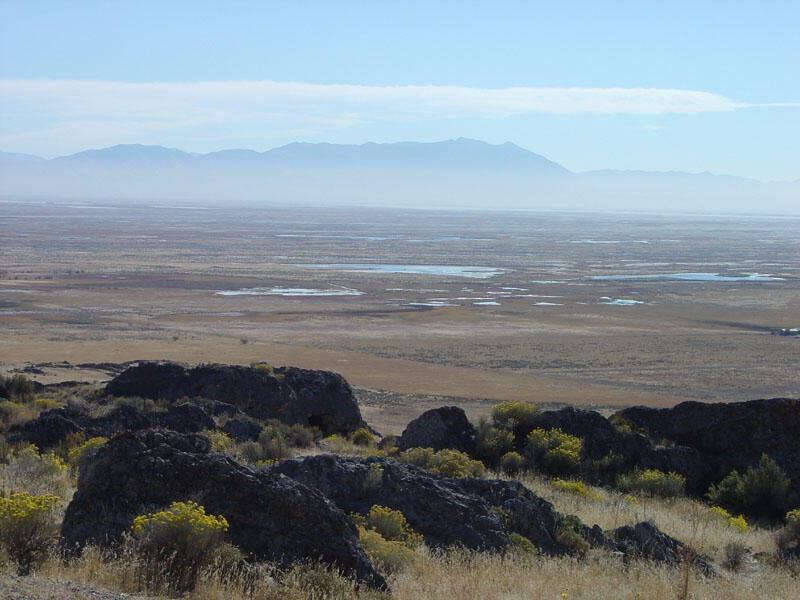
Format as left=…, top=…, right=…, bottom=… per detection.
left=397, top=447, right=485, bottom=478
left=130, top=500, right=238, bottom=594
left=0, top=492, right=59, bottom=574
left=351, top=427, right=374, bottom=447
left=353, top=505, right=422, bottom=574
left=525, top=428, right=583, bottom=475
left=616, top=468, right=685, bottom=498
left=777, top=508, right=800, bottom=555
left=500, top=451, right=524, bottom=475
left=66, top=436, right=107, bottom=468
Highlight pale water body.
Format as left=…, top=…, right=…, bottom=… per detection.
left=296, top=264, right=506, bottom=278
left=532, top=302, right=564, bottom=306
left=600, top=297, right=644, bottom=305
left=216, top=287, right=364, bottom=297
left=590, top=272, right=784, bottom=282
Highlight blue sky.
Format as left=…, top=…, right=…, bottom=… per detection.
left=1, top=1, right=798, bottom=180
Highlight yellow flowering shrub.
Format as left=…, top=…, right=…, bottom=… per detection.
left=352, top=504, right=423, bottom=547
left=397, top=447, right=485, bottom=478
left=0, top=492, right=60, bottom=574
left=525, top=428, right=583, bottom=475
left=616, top=468, right=685, bottom=498
left=6, top=443, right=70, bottom=497
left=552, top=478, right=602, bottom=501
left=491, top=401, right=539, bottom=436
left=353, top=505, right=422, bottom=575
left=130, top=500, right=231, bottom=593
left=67, top=436, right=107, bottom=467
left=706, top=506, right=750, bottom=533
left=200, top=429, right=235, bottom=452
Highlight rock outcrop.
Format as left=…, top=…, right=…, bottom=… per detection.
left=8, top=402, right=215, bottom=449
left=60, top=430, right=385, bottom=589
left=272, top=454, right=591, bottom=555
left=396, top=406, right=477, bottom=454
left=105, top=362, right=367, bottom=435
left=614, top=398, right=800, bottom=495
left=611, top=521, right=713, bottom=575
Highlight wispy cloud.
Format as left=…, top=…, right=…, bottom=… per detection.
left=1, top=79, right=797, bottom=155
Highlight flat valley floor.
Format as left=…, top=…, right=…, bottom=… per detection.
left=1, top=201, right=798, bottom=433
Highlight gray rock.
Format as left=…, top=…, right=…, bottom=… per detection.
left=396, top=406, right=476, bottom=454
left=60, top=430, right=385, bottom=589
left=611, top=521, right=714, bottom=575
left=106, top=362, right=368, bottom=435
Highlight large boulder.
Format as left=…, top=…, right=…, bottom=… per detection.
left=60, top=430, right=384, bottom=589
left=105, top=362, right=367, bottom=435
left=396, top=406, right=477, bottom=454
left=611, top=521, right=713, bottom=575
left=614, top=398, right=800, bottom=495
left=272, top=454, right=592, bottom=555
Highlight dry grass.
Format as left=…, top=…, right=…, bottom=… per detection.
left=512, top=472, right=778, bottom=558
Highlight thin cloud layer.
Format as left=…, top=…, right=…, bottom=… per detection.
left=1, top=79, right=796, bottom=158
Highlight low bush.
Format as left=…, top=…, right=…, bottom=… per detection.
left=508, top=532, right=539, bottom=556
left=551, top=478, right=602, bottom=501
left=66, top=436, right=107, bottom=468
left=706, top=454, right=790, bottom=521
left=722, top=541, right=749, bottom=572
left=5, top=443, right=70, bottom=497
left=239, top=425, right=293, bottom=464
left=554, top=514, right=589, bottom=556
left=706, top=506, right=749, bottom=533
left=0, top=492, right=60, bottom=574
left=0, top=400, right=36, bottom=426
left=777, top=508, right=800, bottom=555
left=474, top=425, right=515, bottom=468
left=202, top=430, right=235, bottom=452
left=130, top=499, right=237, bottom=594
left=491, top=401, right=539, bottom=438
left=616, top=468, right=685, bottom=498
left=525, top=428, right=582, bottom=475
left=396, top=447, right=485, bottom=478
left=353, top=505, right=422, bottom=574
left=500, top=451, right=524, bottom=476
left=351, top=428, right=374, bottom=447
left=0, top=374, right=35, bottom=402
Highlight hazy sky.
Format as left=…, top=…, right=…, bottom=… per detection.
left=1, top=1, right=798, bottom=180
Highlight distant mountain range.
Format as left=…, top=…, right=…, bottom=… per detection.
left=1, top=139, right=797, bottom=214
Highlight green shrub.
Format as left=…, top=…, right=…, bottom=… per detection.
left=396, top=447, right=485, bottom=478
left=508, top=532, right=539, bottom=556
left=0, top=401, right=36, bottom=426
left=616, top=468, right=685, bottom=498
left=475, top=425, right=515, bottom=468
left=555, top=515, right=589, bottom=556
left=722, top=541, right=749, bottom=572
left=500, top=451, right=524, bottom=476
left=706, top=455, right=790, bottom=521
left=0, top=492, right=60, bottom=574
left=525, top=428, right=582, bottom=475
left=66, top=436, right=107, bottom=467
left=552, top=478, right=602, bottom=501
left=491, top=401, right=539, bottom=438
left=257, top=425, right=292, bottom=460
left=351, top=428, right=374, bottom=447
left=130, top=500, right=237, bottom=594
left=0, top=374, right=35, bottom=402
left=288, top=423, right=318, bottom=447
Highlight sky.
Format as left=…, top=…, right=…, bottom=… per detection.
left=0, top=1, right=798, bottom=181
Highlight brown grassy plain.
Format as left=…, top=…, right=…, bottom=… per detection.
left=1, top=200, right=798, bottom=433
